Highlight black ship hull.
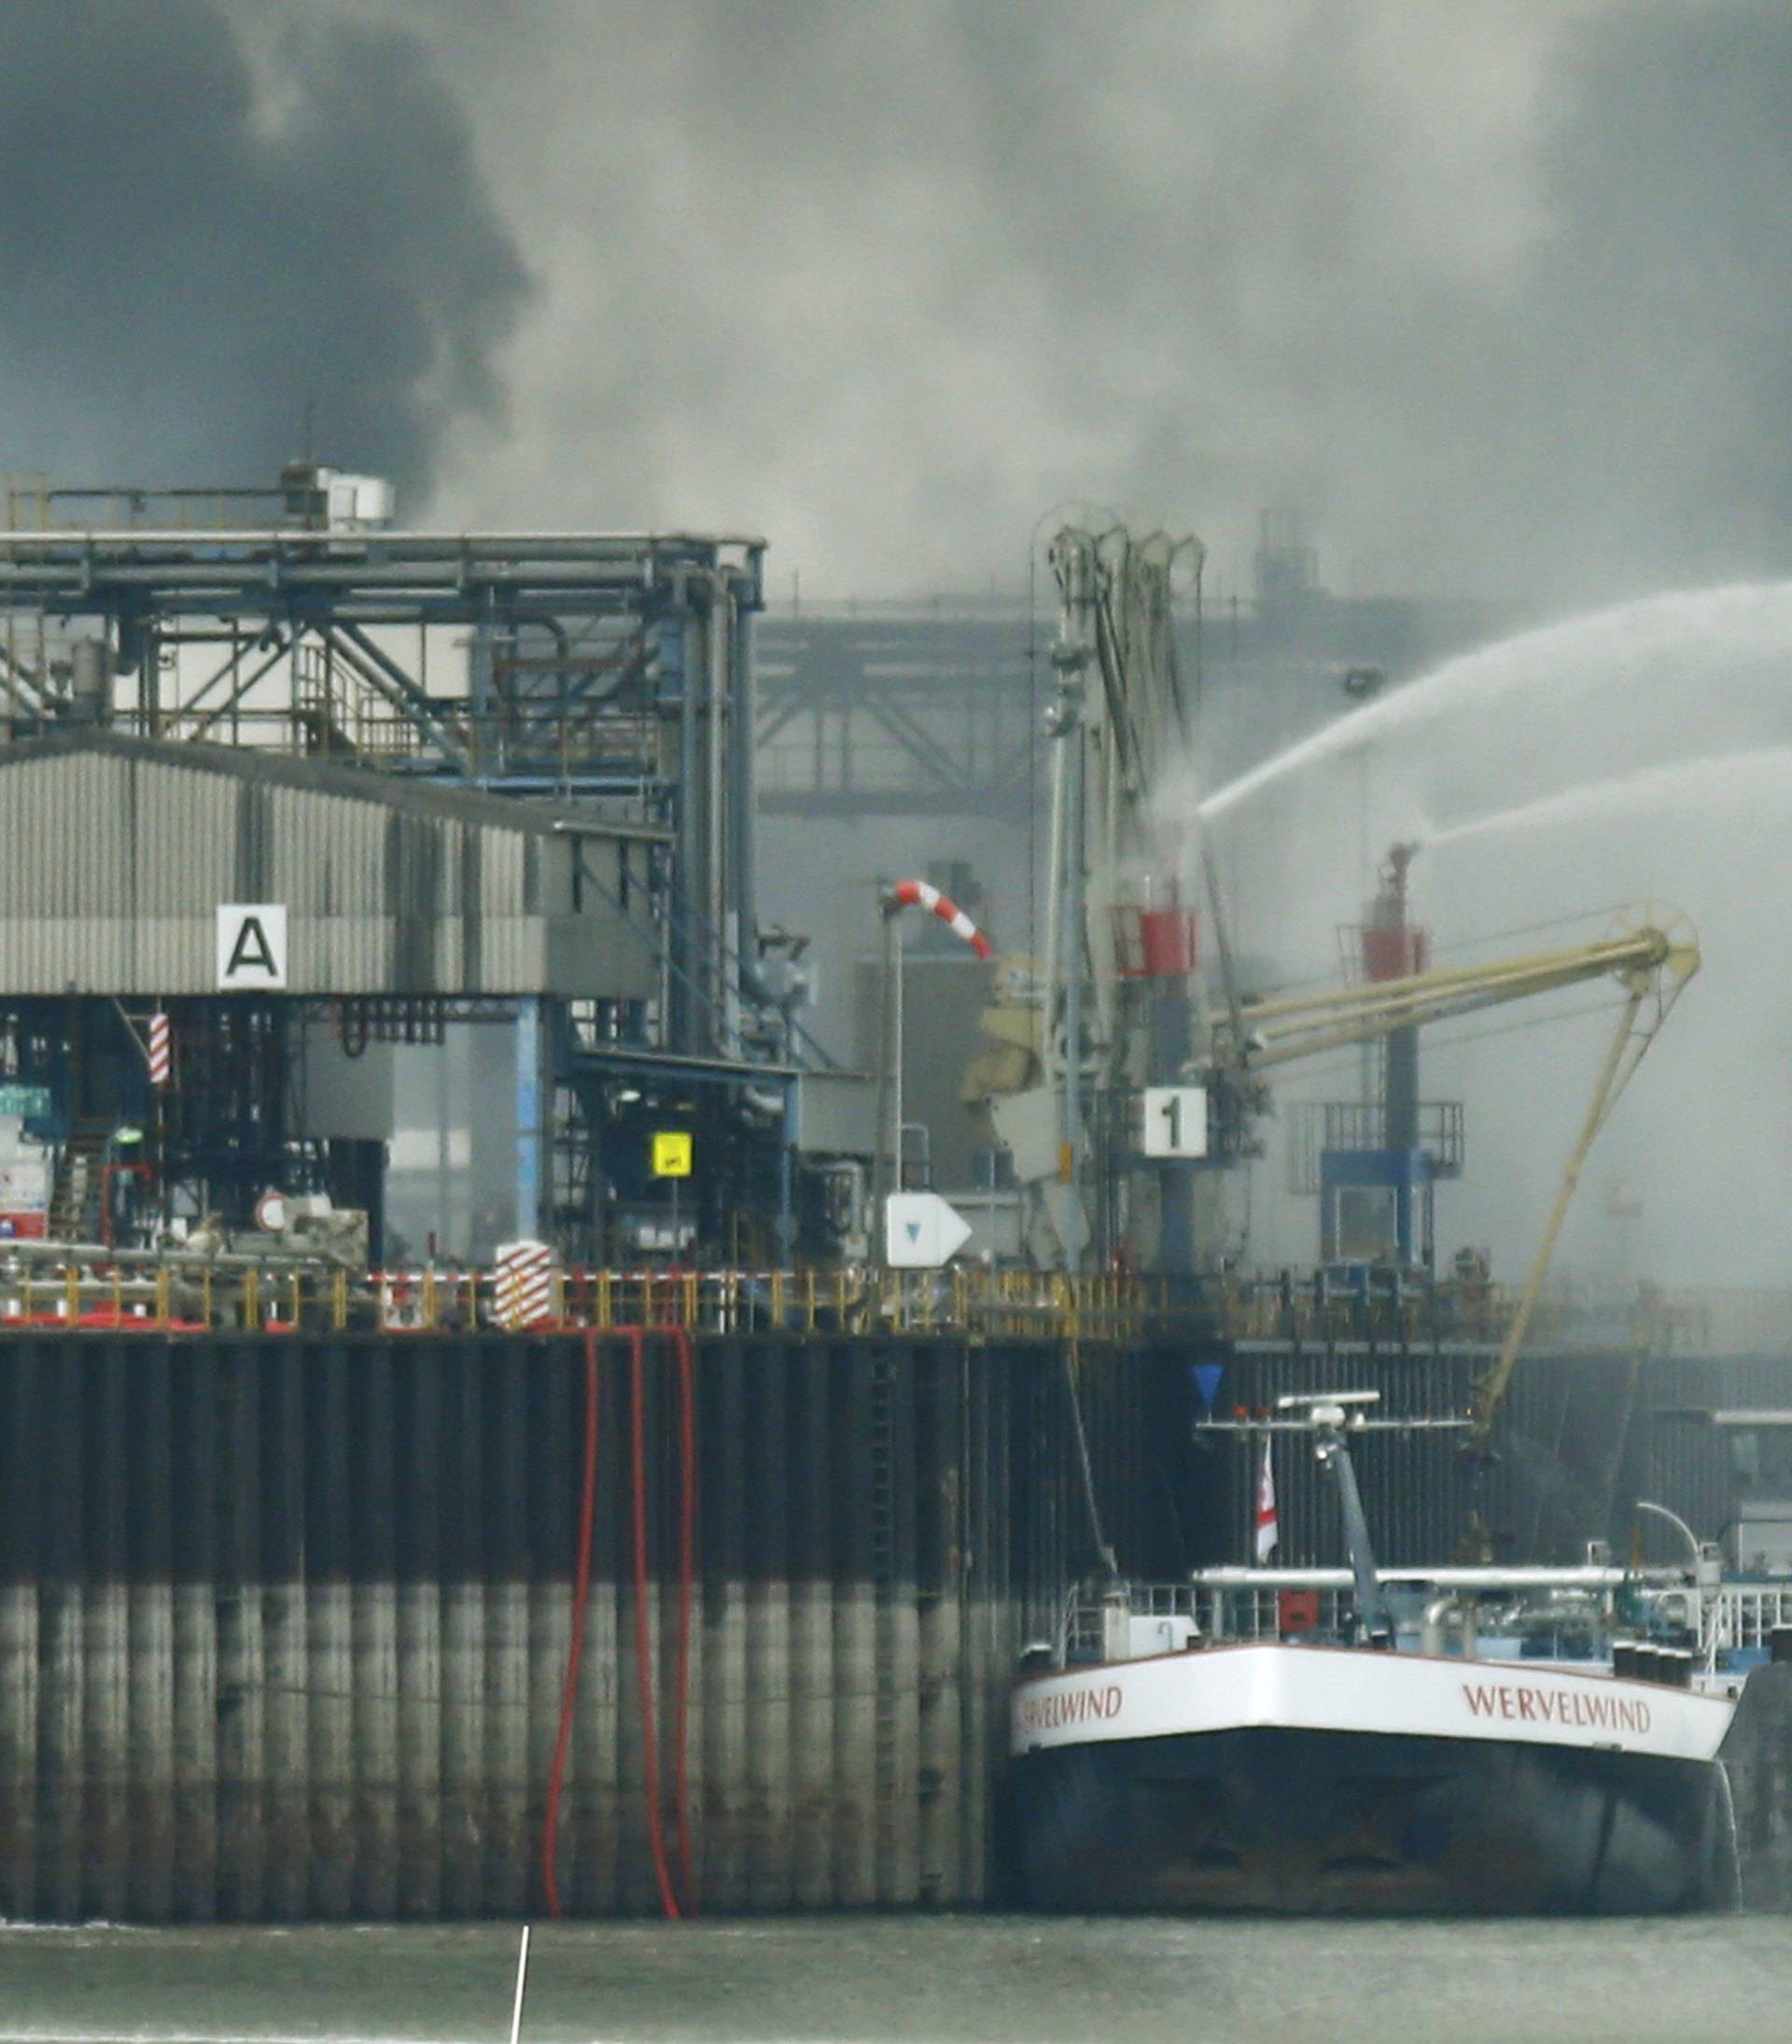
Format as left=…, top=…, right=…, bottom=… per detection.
left=1008, top=1726, right=1740, bottom=1914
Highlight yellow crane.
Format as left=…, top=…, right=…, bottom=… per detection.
left=1201, top=906, right=1701, bottom=1447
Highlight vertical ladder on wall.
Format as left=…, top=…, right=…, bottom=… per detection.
left=868, top=1350, right=900, bottom=1897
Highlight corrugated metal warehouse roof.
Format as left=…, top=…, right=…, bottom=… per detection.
left=0, top=732, right=660, bottom=997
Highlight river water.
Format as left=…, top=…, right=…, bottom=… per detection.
left=1, top=1917, right=1785, bottom=2044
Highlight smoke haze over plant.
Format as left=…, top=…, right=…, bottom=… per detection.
left=10, top=1, right=1790, bottom=615
left=357, top=0, right=1792, bottom=613
left=8, top=2, right=1790, bottom=1295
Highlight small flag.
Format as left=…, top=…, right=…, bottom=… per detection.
left=147, top=1012, right=172, bottom=1088
left=1253, top=1435, right=1279, bottom=1561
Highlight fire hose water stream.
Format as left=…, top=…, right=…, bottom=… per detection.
left=1162, top=583, right=1792, bottom=1287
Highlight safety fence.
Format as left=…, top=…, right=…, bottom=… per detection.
left=2, top=1253, right=1789, bottom=1355
left=1210, top=1268, right=1519, bottom=1347
left=0, top=1260, right=1527, bottom=1343
left=1210, top=1272, right=1792, bottom=1357
left=0, top=1259, right=1174, bottom=1342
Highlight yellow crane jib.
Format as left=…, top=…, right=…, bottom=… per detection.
left=1467, top=907, right=1699, bottom=1449
left=1209, top=914, right=1695, bottom=1075
left=1196, top=906, right=1700, bottom=1447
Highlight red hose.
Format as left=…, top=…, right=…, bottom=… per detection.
left=540, top=1323, right=697, bottom=1922
left=541, top=1326, right=601, bottom=1918
left=632, top=1325, right=682, bottom=1919
left=671, top=1324, right=697, bottom=1911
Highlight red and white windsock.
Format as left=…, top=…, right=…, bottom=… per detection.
left=1254, top=1435, right=1279, bottom=1562
left=147, top=1012, right=172, bottom=1089
left=886, top=878, right=993, bottom=959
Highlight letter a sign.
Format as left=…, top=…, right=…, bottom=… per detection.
left=217, top=904, right=288, bottom=989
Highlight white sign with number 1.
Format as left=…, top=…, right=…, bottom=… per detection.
left=1142, top=1085, right=1208, bottom=1158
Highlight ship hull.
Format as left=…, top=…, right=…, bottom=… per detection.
left=1006, top=1644, right=1740, bottom=1914
left=1008, top=1723, right=1738, bottom=1913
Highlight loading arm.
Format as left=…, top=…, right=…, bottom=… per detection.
left=1201, top=909, right=1699, bottom=1448
left=1466, top=930, right=1695, bottom=1447
left=1209, top=917, right=1696, bottom=1074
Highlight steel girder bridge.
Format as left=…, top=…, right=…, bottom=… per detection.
left=753, top=605, right=1043, bottom=819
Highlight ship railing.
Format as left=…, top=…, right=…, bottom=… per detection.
left=1057, top=1579, right=1358, bottom=1661
left=1057, top=1582, right=1202, bottom=1664
left=1186, top=1566, right=1660, bottom=1657
left=1045, top=1572, right=1792, bottom=1671
left=1191, top=1580, right=1356, bottom=1644
left=1665, top=1582, right=1792, bottom=1659
left=1055, top=1572, right=1792, bottom=1670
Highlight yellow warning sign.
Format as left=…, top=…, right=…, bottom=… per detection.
left=651, top=1130, right=693, bottom=1179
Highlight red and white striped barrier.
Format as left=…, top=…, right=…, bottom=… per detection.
left=147, top=1012, right=172, bottom=1087
left=886, top=878, right=993, bottom=959
left=495, top=1239, right=556, bottom=1330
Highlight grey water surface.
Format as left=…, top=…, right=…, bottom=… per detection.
left=0, top=1918, right=1786, bottom=2044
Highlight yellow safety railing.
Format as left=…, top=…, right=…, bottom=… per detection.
left=0, top=1259, right=1183, bottom=1341
left=0, top=1257, right=1783, bottom=1354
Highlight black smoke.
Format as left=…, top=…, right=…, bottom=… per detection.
left=0, top=1, right=528, bottom=500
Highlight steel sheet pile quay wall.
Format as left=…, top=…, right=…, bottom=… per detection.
left=0, top=1330, right=1164, bottom=1921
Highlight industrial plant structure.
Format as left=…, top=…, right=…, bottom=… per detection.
left=0, top=467, right=875, bottom=1267
left=0, top=472, right=1784, bottom=1925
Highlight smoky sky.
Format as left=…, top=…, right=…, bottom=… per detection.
left=376, top=0, right=1792, bottom=611
left=0, top=1, right=527, bottom=497
left=1514, top=5, right=1792, bottom=595
left=7, top=1, right=1790, bottom=612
